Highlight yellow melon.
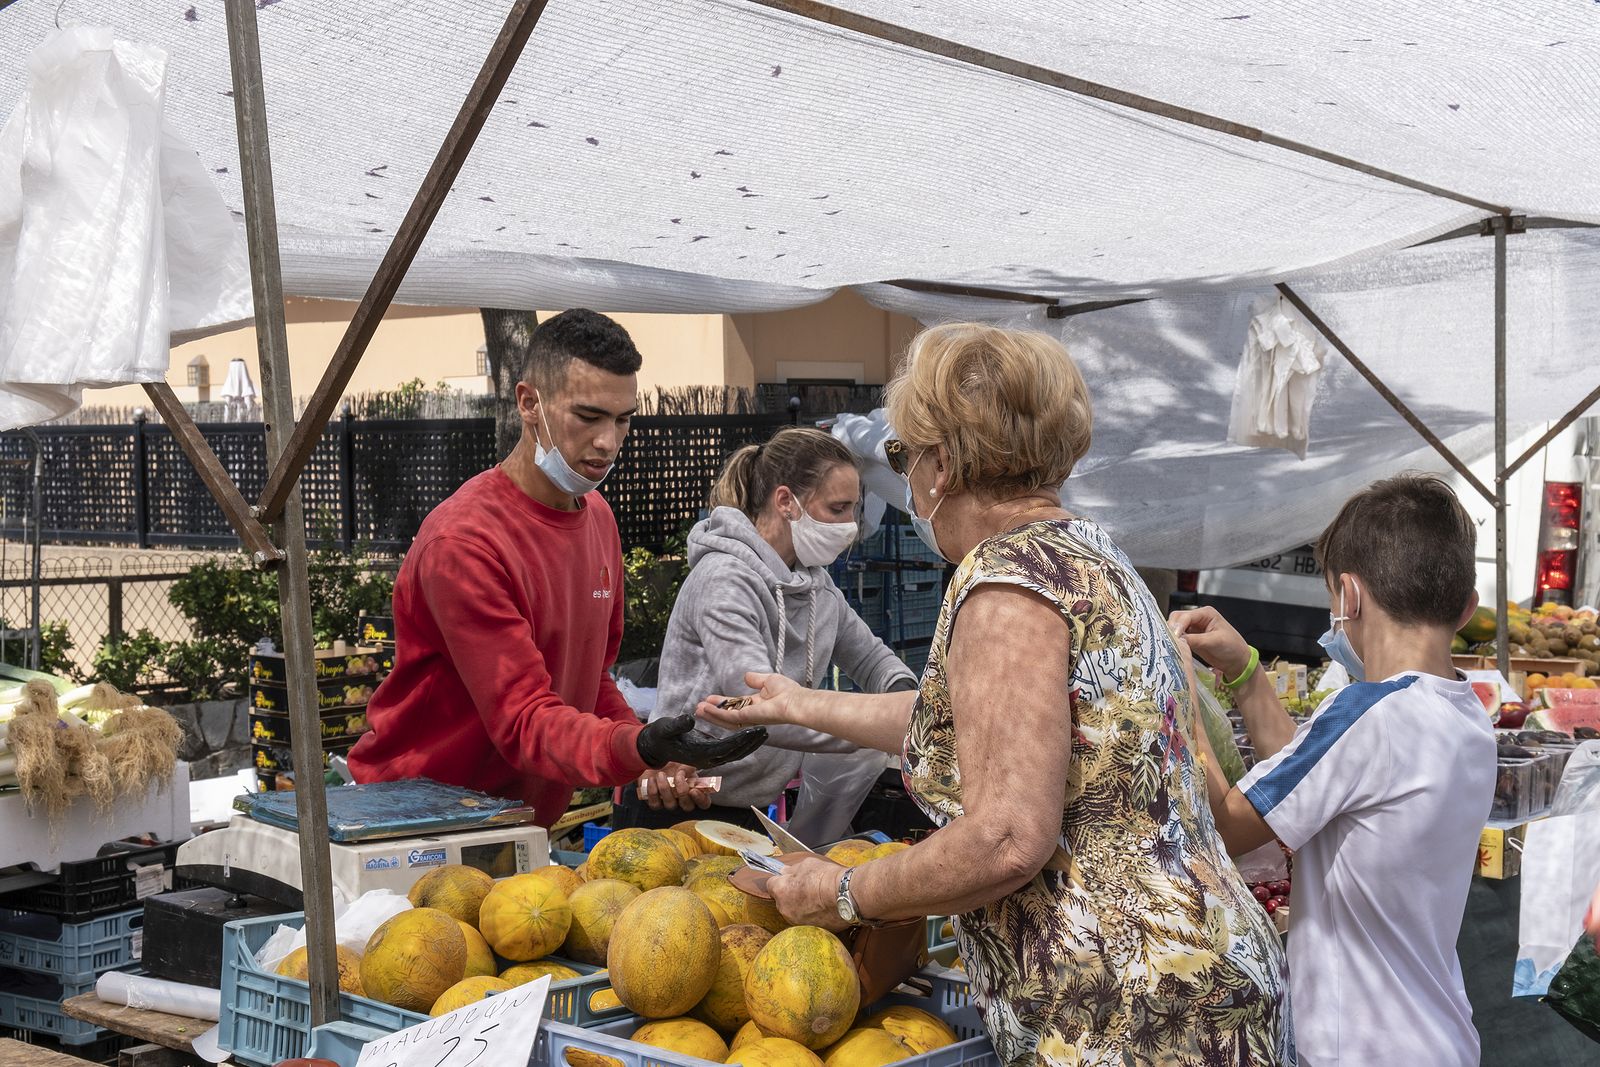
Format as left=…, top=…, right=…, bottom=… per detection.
left=686, top=869, right=752, bottom=928
left=695, top=821, right=777, bottom=858
left=360, top=908, right=468, bottom=1013
left=500, top=960, right=582, bottom=985
left=725, top=1037, right=825, bottom=1067
left=694, top=924, right=774, bottom=1034
left=821, top=1029, right=912, bottom=1067
left=632, top=1018, right=731, bottom=1062
left=732, top=1021, right=771, bottom=1051
left=458, top=921, right=497, bottom=979
left=563, top=1051, right=623, bottom=1067
left=528, top=864, right=585, bottom=900
left=608, top=886, right=722, bottom=1019
left=563, top=878, right=642, bottom=965
left=744, top=927, right=860, bottom=1050
left=660, top=828, right=703, bottom=862
left=861, top=842, right=910, bottom=863
left=276, top=945, right=364, bottom=996
left=575, top=862, right=590, bottom=881
left=672, top=818, right=705, bottom=837
left=863, top=1006, right=957, bottom=1054
left=823, top=841, right=876, bottom=867
left=430, top=975, right=513, bottom=1017
left=478, top=873, right=572, bottom=962
left=740, top=892, right=791, bottom=936
left=407, top=865, right=494, bottom=926
left=587, top=829, right=686, bottom=892
left=686, top=855, right=743, bottom=883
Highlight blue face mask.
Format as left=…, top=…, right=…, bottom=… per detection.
left=535, top=393, right=610, bottom=497
left=904, top=451, right=948, bottom=562
left=1317, top=579, right=1364, bottom=682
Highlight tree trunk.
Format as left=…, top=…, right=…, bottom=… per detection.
left=479, top=308, right=538, bottom=460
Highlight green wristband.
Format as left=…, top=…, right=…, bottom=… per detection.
left=1223, top=646, right=1261, bottom=690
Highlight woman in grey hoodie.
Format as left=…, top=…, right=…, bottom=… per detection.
left=613, top=427, right=916, bottom=834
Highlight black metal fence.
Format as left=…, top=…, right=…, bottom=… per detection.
left=0, top=412, right=790, bottom=554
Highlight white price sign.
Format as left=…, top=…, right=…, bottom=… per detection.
left=356, top=976, right=549, bottom=1067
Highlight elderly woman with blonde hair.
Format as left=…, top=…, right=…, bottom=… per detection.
left=700, top=323, right=1293, bottom=1065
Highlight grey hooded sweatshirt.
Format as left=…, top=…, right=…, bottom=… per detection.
left=652, top=506, right=915, bottom=808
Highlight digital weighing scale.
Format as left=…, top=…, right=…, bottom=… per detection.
left=175, top=779, right=550, bottom=908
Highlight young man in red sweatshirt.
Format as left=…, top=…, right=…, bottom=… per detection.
left=350, top=309, right=764, bottom=827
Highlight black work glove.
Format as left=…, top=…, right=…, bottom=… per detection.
left=637, top=713, right=767, bottom=771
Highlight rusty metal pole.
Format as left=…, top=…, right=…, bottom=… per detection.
left=222, top=0, right=341, bottom=1027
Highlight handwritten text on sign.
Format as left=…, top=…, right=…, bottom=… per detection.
left=356, top=975, right=550, bottom=1067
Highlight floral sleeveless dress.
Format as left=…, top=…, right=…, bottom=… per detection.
left=903, top=519, right=1293, bottom=1066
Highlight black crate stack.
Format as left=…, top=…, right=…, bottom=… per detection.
left=249, top=642, right=393, bottom=792
left=0, top=840, right=183, bottom=1062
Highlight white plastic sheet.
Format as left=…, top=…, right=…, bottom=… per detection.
left=1515, top=741, right=1600, bottom=997
left=0, top=27, right=249, bottom=430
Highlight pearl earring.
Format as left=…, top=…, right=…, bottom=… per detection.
left=929, top=488, right=938, bottom=497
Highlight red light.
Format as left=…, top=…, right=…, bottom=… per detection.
left=1537, top=549, right=1576, bottom=600
left=1176, top=570, right=1199, bottom=594
left=1544, top=482, right=1582, bottom=530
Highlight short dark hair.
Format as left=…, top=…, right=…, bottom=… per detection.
left=1316, top=473, right=1477, bottom=627
left=522, top=309, right=642, bottom=394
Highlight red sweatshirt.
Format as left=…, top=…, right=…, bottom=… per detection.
left=348, top=467, right=647, bottom=827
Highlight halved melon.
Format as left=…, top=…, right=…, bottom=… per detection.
left=696, top=821, right=778, bottom=858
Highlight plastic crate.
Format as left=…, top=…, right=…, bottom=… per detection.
left=539, top=968, right=995, bottom=1067
left=894, top=579, right=944, bottom=643
left=583, top=823, right=613, bottom=851
left=0, top=908, right=143, bottom=980
left=220, top=912, right=627, bottom=1067
left=0, top=1025, right=136, bottom=1062
left=926, top=915, right=957, bottom=955
left=0, top=839, right=180, bottom=922
left=0, top=966, right=141, bottom=1043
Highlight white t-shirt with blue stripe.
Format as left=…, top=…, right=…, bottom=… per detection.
left=1239, top=671, right=1496, bottom=1067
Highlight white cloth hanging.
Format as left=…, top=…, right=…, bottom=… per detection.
left=0, top=27, right=250, bottom=431
left=1227, top=297, right=1328, bottom=460
left=219, top=358, right=258, bottom=416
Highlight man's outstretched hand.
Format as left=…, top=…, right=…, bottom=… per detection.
left=637, top=713, right=767, bottom=771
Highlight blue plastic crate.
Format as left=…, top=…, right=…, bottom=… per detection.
left=926, top=915, right=957, bottom=955
left=583, top=823, right=613, bottom=851
left=538, top=967, right=995, bottom=1067
left=0, top=966, right=141, bottom=1044
left=0, top=908, right=143, bottom=981
left=220, top=912, right=627, bottom=1067
left=894, top=579, right=944, bottom=643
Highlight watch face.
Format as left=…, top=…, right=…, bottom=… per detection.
left=836, top=898, right=853, bottom=921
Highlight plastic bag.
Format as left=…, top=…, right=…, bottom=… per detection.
left=787, top=748, right=889, bottom=845
left=1545, top=933, right=1600, bottom=1043
left=1194, top=679, right=1247, bottom=787
left=0, top=27, right=250, bottom=430
left=254, top=888, right=412, bottom=972
left=1516, top=741, right=1600, bottom=996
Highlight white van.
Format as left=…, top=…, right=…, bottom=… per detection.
left=1175, top=418, right=1600, bottom=660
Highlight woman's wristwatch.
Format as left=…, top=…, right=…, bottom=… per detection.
left=836, top=867, right=865, bottom=926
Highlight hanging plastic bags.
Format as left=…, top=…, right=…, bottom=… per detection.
left=0, top=27, right=250, bottom=430
left=1515, top=741, right=1600, bottom=997
left=1227, top=295, right=1327, bottom=459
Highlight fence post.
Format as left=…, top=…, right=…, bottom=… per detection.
left=107, top=578, right=124, bottom=642
left=132, top=410, right=150, bottom=549
left=339, top=402, right=356, bottom=553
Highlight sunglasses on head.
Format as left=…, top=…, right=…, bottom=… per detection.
left=885, top=438, right=911, bottom=477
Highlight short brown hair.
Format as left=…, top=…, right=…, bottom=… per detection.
left=709, top=427, right=856, bottom=519
left=1316, top=473, right=1477, bottom=626
left=884, top=323, right=1093, bottom=498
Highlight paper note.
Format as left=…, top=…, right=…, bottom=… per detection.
left=357, top=975, right=549, bottom=1067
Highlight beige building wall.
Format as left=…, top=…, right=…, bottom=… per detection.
left=84, top=292, right=919, bottom=411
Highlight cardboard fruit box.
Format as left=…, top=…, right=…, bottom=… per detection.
left=249, top=644, right=392, bottom=685
left=249, top=678, right=376, bottom=713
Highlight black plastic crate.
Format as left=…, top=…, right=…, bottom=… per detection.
left=0, top=839, right=182, bottom=923
left=0, top=1025, right=137, bottom=1063
left=851, top=769, right=936, bottom=841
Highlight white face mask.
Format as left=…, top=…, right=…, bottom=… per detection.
left=535, top=394, right=611, bottom=496
left=788, top=504, right=858, bottom=568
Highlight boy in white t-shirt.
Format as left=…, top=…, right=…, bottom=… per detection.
left=1172, top=474, right=1497, bottom=1067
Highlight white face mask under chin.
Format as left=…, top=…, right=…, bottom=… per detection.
left=788, top=505, right=858, bottom=568
left=534, top=397, right=610, bottom=496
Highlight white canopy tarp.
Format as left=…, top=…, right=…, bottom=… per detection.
left=1, top=1, right=1597, bottom=566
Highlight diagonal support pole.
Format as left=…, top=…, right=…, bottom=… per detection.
left=139, top=383, right=281, bottom=564
left=256, top=0, right=552, bottom=523
left=223, top=0, right=341, bottom=1028
left=745, top=0, right=1511, bottom=217
left=1504, top=385, right=1600, bottom=482
left=1276, top=283, right=1495, bottom=506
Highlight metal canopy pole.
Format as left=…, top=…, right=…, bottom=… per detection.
left=1276, top=283, right=1495, bottom=505
left=1490, top=218, right=1511, bottom=678
left=223, top=0, right=341, bottom=1026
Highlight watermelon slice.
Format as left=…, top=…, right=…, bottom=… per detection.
left=1471, top=681, right=1503, bottom=716
left=1526, top=702, right=1600, bottom=736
